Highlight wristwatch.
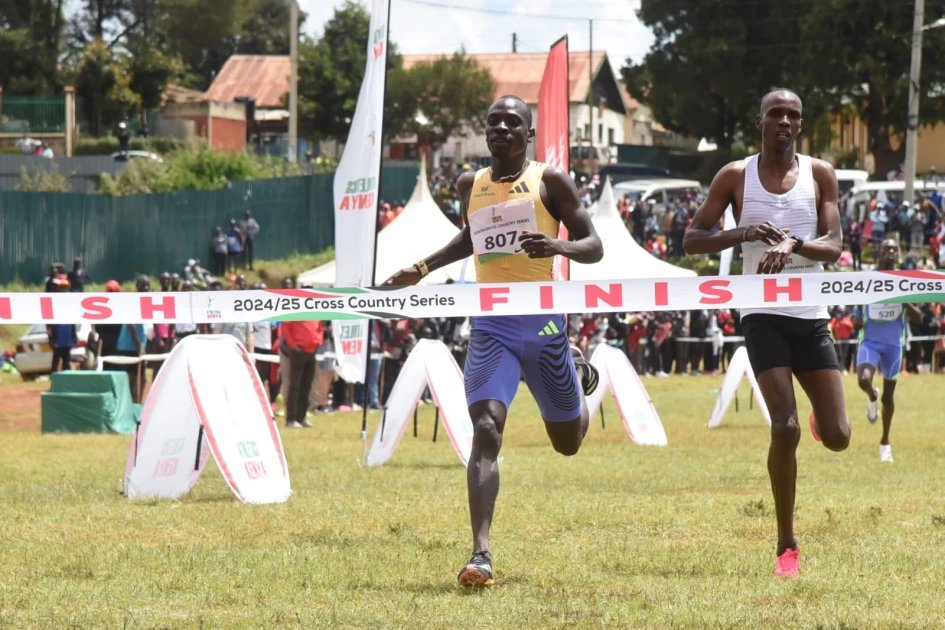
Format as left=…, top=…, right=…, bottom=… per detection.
left=789, top=236, right=804, bottom=252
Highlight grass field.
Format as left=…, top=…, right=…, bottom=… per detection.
left=2, top=373, right=945, bottom=628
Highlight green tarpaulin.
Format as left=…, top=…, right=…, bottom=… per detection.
left=41, top=371, right=141, bottom=434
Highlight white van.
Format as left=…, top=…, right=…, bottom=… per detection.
left=835, top=169, right=869, bottom=196
left=849, top=180, right=945, bottom=209
left=612, top=178, right=704, bottom=225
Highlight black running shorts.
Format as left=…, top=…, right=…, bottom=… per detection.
left=741, top=313, right=840, bottom=377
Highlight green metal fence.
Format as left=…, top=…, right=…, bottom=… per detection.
left=0, top=164, right=420, bottom=285
left=0, top=95, right=67, bottom=134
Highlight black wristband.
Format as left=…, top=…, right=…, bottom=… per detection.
left=790, top=236, right=804, bottom=252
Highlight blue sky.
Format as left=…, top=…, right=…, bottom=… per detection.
left=65, top=0, right=653, bottom=70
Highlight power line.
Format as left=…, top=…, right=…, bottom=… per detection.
left=397, top=0, right=639, bottom=23
left=394, top=0, right=933, bottom=53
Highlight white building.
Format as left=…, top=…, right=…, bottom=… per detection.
left=392, top=51, right=656, bottom=170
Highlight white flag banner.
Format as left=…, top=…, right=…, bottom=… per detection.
left=331, top=0, right=391, bottom=383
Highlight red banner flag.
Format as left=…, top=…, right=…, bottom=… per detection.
left=537, top=36, right=571, bottom=281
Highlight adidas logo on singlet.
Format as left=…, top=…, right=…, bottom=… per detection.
left=537, top=320, right=560, bottom=336
left=511, top=182, right=530, bottom=194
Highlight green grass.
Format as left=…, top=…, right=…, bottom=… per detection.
left=1, top=374, right=945, bottom=627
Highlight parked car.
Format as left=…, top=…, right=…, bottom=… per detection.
left=835, top=169, right=869, bottom=197
left=14, top=323, right=93, bottom=381
left=612, top=178, right=705, bottom=226
left=111, top=150, right=163, bottom=163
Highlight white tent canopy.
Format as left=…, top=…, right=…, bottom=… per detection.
left=570, top=177, right=697, bottom=280
left=298, top=155, right=475, bottom=287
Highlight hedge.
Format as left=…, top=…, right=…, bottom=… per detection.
left=74, top=136, right=187, bottom=156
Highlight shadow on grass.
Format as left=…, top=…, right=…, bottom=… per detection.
left=125, top=494, right=235, bottom=507
left=383, top=461, right=460, bottom=471
left=408, top=574, right=529, bottom=595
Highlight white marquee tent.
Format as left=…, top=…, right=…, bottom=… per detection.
left=570, top=178, right=697, bottom=281
left=297, top=156, right=475, bottom=287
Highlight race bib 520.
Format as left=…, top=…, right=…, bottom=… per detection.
left=868, top=303, right=902, bottom=322
left=468, top=197, right=538, bottom=261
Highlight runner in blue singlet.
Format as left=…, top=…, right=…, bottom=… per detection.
left=854, top=238, right=921, bottom=463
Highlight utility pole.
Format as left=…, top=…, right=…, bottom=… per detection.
left=288, top=0, right=299, bottom=162
left=588, top=19, right=594, bottom=174
left=512, top=32, right=517, bottom=53
left=904, top=0, right=924, bottom=204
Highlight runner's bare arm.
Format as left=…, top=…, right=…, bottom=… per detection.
left=382, top=172, right=474, bottom=286
left=794, top=160, right=842, bottom=262
left=684, top=162, right=789, bottom=254
left=520, top=167, right=602, bottom=263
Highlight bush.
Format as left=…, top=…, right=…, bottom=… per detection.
left=16, top=165, right=71, bottom=192
left=99, top=143, right=305, bottom=195
left=74, top=135, right=187, bottom=156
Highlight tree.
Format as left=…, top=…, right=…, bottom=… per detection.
left=623, top=0, right=945, bottom=176
left=0, top=0, right=65, bottom=94
left=161, top=0, right=305, bottom=90
left=622, top=0, right=805, bottom=150
left=796, top=0, right=945, bottom=177
left=402, top=52, right=495, bottom=148
left=297, top=1, right=409, bottom=142
left=72, top=38, right=139, bottom=136
left=129, top=48, right=181, bottom=112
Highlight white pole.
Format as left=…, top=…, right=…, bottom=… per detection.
left=904, top=0, right=925, bottom=204
left=288, top=0, right=299, bottom=162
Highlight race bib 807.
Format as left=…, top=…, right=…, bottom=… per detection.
left=468, top=197, right=539, bottom=262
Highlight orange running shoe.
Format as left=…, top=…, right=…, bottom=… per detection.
left=457, top=551, right=495, bottom=587
left=809, top=411, right=821, bottom=442
left=774, top=548, right=800, bottom=577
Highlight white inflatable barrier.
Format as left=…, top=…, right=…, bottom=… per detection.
left=585, top=344, right=668, bottom=446
left=366, top=339, right=474, bottom=467
left=123, top=335, right=291, bottom=504
left=707, top=346, right=771, bottom=429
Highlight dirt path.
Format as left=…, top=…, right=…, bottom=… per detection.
left=0, top=380, right=48, bottom=432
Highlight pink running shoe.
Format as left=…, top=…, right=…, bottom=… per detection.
left=774, top=548, right=800, bottom=577
left=809, top=412, right=821, bottom=442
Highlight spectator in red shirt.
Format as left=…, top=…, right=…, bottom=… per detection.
left=831, top=306, right=855, bottom=373
left=280, top=319, right=323, bottom=428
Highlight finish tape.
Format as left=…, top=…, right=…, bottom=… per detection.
left=3, top=269, right=943, bottom=324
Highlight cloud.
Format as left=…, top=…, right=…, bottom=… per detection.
left=304, top=0, right=653, bottom=69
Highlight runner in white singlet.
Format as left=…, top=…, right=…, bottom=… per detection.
left=683, top=88, right=849, bottom=579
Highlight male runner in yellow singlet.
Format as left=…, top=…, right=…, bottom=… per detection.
left=385, top=95, right=603, bottom=587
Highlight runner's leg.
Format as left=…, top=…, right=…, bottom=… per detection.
left=519, top=315, right=588, bottom=455
left=880, top=379, right=897, bottom=445
left=795, top=369, right=850, bottom=452
left=856, top=363, right=877, bottom=399
left=462, top=322, right=521, bottom=561
left=755, top=366, right=801, bottom=551
left=467, top=399, right=508, bottom=554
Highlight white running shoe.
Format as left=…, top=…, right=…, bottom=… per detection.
left=879, top=444, right=893, bottom=463
left=866, top=388, right=879, bottom=424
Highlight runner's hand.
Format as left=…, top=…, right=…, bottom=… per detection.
left=520, top=231, right=564, bottom=258
left=757, top=238, right=797, bottom=274
left=745, top=221, right=791, bottom=246
left=383, top=267, right=422, bottom=286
